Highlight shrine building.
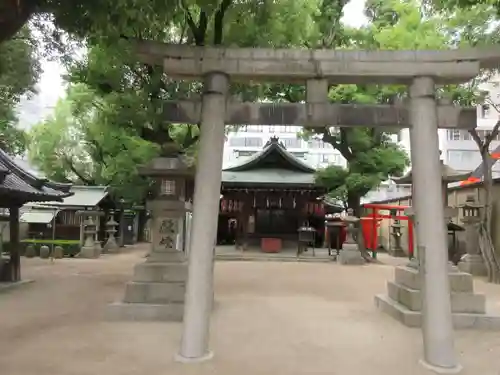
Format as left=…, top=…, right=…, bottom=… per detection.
left=217, top=136, right=340, bottom=248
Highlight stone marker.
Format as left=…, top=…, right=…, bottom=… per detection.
left=39, top=245, right=50, bottom=259
left=24, top=245, right=35, bottom=258
left=53, top=246, right=64, bottom=259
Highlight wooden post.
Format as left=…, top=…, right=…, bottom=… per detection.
left=9, top=205, right=20, bottom=282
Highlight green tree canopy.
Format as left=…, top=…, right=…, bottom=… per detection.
left=0, top=26, right=41, bottom=155
left=28, top=84, right=160, bottom=203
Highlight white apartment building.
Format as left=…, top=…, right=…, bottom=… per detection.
left=223, top=125, right=346, bottom=169
left=440, top=75, right=500, bottom=174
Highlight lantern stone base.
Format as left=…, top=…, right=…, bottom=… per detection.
left=107, top=252, right=187, bottom=322
left=103, top=237, right=119, bottom=254
left=387, top=246, right=406, bottom=258
left=458, top=254, right=487, bottom=276
left=79, top=245, right=100, bottom=259
left=338, top=243, right=365, bottom=265
left=375, top=265, right=500, bottom=329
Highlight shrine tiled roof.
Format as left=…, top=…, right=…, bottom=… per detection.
left=222, top=168, right=316, bottom=186
left=0, top=150, right=73, bottom=203
left=221, top=137, right=319, bottom=186
left=223, top=136, right=316, bottom=174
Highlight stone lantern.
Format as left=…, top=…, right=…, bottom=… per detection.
left=102, top=217, right=119, bottom=253
left=338, top=208, right=364, bottom=265
left=108, top=144, right=194, bottom=322
left=458, top=195, right=487, bottom=276
left=76, top=210, right=104, bottom=258
left=79, top=215, right=100, bottom=258
left=392, top=155, right=470, bottom=260
left=389, top=208, right=405, bottom=258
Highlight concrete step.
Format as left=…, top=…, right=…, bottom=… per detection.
left=374, top=294, right=500, bottom=330
left=394, top=266, right=473, bottom=293
left=106, top=301, right=183, bottom=322
left=146, top=251, right=186, bottom=263
left=216, top=255, right=333, bottom=263
left=123, top=281, right=185, bottom=304
left=133, top=262, right=187, bottom=282
left=387, top=281, right=486, bottom=314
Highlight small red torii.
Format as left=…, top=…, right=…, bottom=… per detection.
left=362, top=203, right=415, bottom=258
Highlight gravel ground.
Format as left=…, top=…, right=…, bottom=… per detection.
left=0, top=245, right=499, bottom=375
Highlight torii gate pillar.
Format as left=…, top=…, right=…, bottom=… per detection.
left=177, top=72, right=229, bottom=363
left=409, top=77, right=461, bottom=373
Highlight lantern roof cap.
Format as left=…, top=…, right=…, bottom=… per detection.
left=139, top=152, right=194, bottom=177
left=392, top=160, right=471, bottom=184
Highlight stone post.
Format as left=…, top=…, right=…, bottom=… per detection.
left=306, top=78, right=328, bottom=126
left=79, top=216, right=100, bottom=258
left=103, top=217, right=119, bottom=253
left=458, top=195, right=487, bottom=276
left=178, top=72, right=229, bottom=363
left=338, top=209, right=365, bottom=265
left=409, top=77, right=460, bottom=373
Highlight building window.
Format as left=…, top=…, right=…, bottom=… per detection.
left=447, top=150, right=481, bottom=165
left=308, top=139, right=328, bottom=148
left=268, top=125, right=275, bottom=133
left=238, top=151, right=257, bottom=157
left=229, top=137, right=263, bottom=147
left=472, top=130, right=500, bottom=141
left=248, top=125, right=263, bottom=132
left=282, top=126, right=296, bottom=133
left=461, top=130, right=472, bottom=140
left=321, top=154, right=330, bottom=163
left=283, top=138, right=301, bottom=148
left=245, top=137, right=263, bottom=147
left=229, top=137, right=245, bottom=147
left=331, top=154, right=341, bottom=165
left=447, top=130, right=460, bottom=141
left=291, top=152, right=306, bottom=159
left=481, top=104, right=490, bottom=118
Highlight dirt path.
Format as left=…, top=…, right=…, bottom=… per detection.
left=0, top=246, right=499, bottom=375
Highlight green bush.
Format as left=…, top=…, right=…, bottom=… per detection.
left=2, top=240, right=81, bottom=257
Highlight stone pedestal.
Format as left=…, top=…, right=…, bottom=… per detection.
left=338, top=210, right=365, bottom=265
left=375, top=264, right=500, bottom=329
left=387, top=243, right=406, bottom=258
left=108, top=199, right=188, bottom=322
left=458, top=254, right=487, bottom=276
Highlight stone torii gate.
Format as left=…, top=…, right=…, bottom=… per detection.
left=135, top=40, right=500, bottom=373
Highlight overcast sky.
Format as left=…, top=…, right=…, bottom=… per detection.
left=17, top=0, right=367, bottom=129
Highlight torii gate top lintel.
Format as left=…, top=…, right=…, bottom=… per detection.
left=135, top=40, right=500, bottom=85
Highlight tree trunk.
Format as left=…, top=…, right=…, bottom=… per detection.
left=346, top=192, right=373, bottom=262
left=479, top=148, right=500, bottom=283
left=346, top=192, right=361, bottom=216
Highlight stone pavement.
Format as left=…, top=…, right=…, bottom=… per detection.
left=0, top=244, right=499, bottom=375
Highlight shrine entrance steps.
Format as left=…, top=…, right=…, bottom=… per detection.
left=215, top=245, right=334, bottom=263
